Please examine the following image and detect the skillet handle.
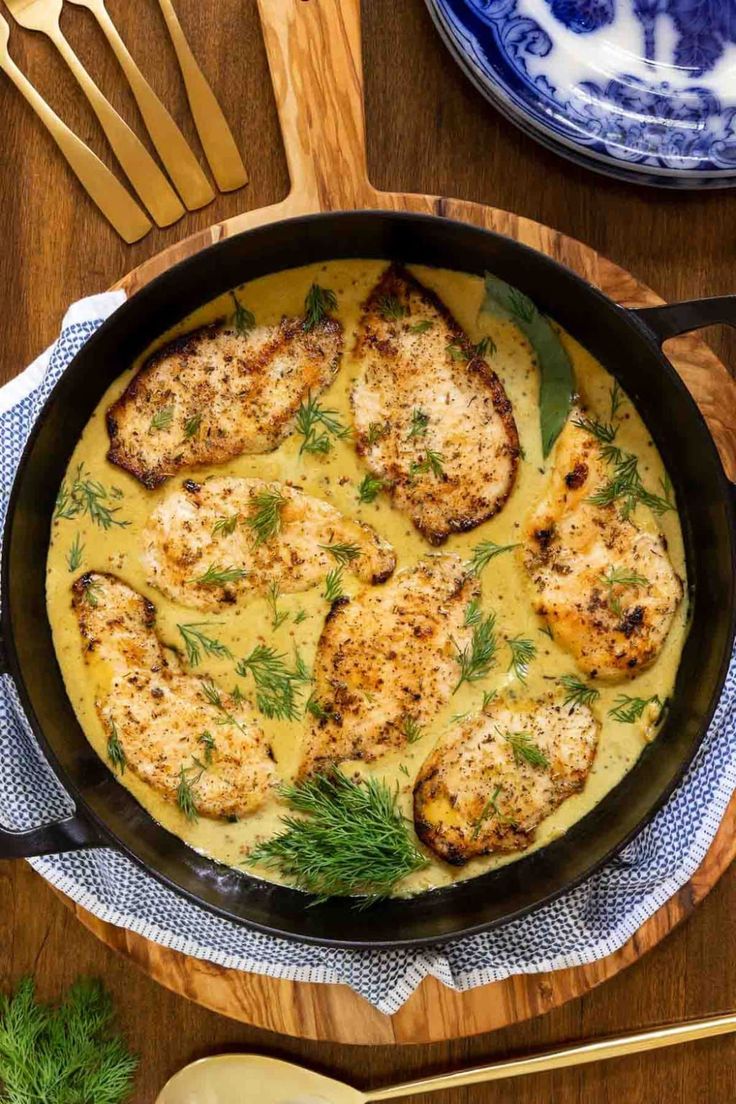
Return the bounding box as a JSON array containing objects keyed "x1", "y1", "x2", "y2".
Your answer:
[
  {"x1": 0, "y1": 814, "x2": 103, "y2": 859},
  {"x1": 634, "y1": 296, "x2": 736, "y2": 342}
]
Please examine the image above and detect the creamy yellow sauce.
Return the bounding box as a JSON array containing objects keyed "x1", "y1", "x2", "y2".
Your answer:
[{"x1": 45, "y1": 260, "x2": 688, "y2": 896}]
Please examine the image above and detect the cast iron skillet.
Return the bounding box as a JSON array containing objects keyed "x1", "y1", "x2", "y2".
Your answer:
[{"x1": 1, "y1": 211, "x2": 735, "y2": 948}]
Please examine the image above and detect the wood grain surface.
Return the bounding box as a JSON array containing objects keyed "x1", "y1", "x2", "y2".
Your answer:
[{"x1": 1, "y1": 0, "x2": 736, "y2": 1100}]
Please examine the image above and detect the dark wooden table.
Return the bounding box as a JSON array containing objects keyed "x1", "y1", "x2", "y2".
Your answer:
[{"x1": 1, "y1": 1, "x2": 735, "y2": 1100}]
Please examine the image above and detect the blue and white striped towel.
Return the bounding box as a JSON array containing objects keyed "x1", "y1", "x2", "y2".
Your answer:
[{"x1": 1, "y1": 294, "x2": 734, "y2": 1015}]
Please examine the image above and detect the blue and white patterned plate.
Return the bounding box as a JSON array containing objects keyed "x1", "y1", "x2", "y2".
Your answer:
[{"x1": 426, "y1": 0, "x2": 736, "y2": 188}]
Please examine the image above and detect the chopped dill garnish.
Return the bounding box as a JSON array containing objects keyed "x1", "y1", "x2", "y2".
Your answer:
[
  {"x1": 559, "y1": 674, "x2": 600, "y2": 709},
  {"x1": 474, "y1": 335, "x2": 496, "y2": 358},
  {"x1": 609, "y1": 380, "x2": 624, "y2": 420},
  {"x1": 572, "y1": 414, "x2": 617, "y2": 445},
  {"x1": 293, "y1": 608, "x2": 308, "y2": 625},
  {"x1": 323, "y1": 567, "x2": 345, "y2": 603},
  {"x1": 246, "y1": 772, "x2": 428, "y2": 904},
  {"x1": 471, "y1": 784, "x2": 507, "y2": 839},
  {"x1": 454, "y1": 610, "x2": 497, "y2": 691},
  {"x1": 599, "y1": 565, "x2": 649, "y2": 616},
  {"x1": 246, "y1": 487, "x2": 286, "y2": 545},
  {"x1": 539, "y1": 623, "x2": 554, "y2": 639},
  {"x1": 230, "y1": 684, "x2": 244, "y2": 705},
  {"x1": 66, "y1": 532, "x2": 84, "y2": 572},
  {"x1": 83, "y1": 579, "x2": 103, "y2": 607},
  {"x1": 191, "y1": 563, "x2": 247, "y2": 587},
  {"x1": 409, "y1": 319, "x2": 434, "y2": 334},
  {"x1": 609, "y1": 693, "x2": 661, "y2": 724},
  {"x1": 149, "y1": 405, "x2": 174, "y2": 432},
  {"x1": 236, "y1": 645, "x2": 310, "y2": 721},
  {"x1": 446, "y1": 342, "x2": 467, "y2": 361},
  {"x1": 183, "y1": 411, "x2": 202, "y2": 439},
  {"x1": 464, "y1": 598, "x2": 482, "y2": 627},
  {"x1": 450, "y1": 710, "x2": 471, "y2": 724},
  {"x1": 377, "y1": 295, "x2": 408, "y2": 321},
  {"x1": 357, "y1": 472, "x2": 385, "y2": 503},
  {"x1": 409, "y1": 447, "x2": 444, "y2": 479},
  {"x1": 198, "y1": 730, "x2": 216, "y2": 765},
  {"x1": 482, "y1": 689, "x2": 497, "y2": 710},
  {"x1": 504, "y1": 730, "x2": 549, "y2": 769},
  {"x1": 212, "y1": 513, "x2": 240, "y2": 537},
  {"x1": 408, "y1": 408, "x2": 430, "y2": 439},
  {"x1": 398, "y1": 763, "x2": 410, "y2": 778},
  {"x1": 506, "y1": 635, "x2": 537, "y2": 682},
  {"x1": 106, "y1": 720, "x2": 125, "y2": 774},
  {"x1": 305, "y1": 692, "x2": 330, "y2": 720},
  {"x1": 401, "y1": 716, "x2": 423, "y2": 743},
  {"x1": 295, "y1": 393, "x2": 350, "y2": 455},
  {"x1": 177, "y1": 761, "x2": 203, "y2": 822},
  {"x1": 320, "y1": 541, "x2": 361, "y2": 566},
  {"x1": 177, "y1": 622, "x2": 232, "y2": 667},
  {"x1": 266, "y1": 581, "x2": 289, "y2": 629},
  {"x1": 303, "y1": 283, "x2": 338, "y2": 331},
  {"x1": 231, "y1": 290, "x2": 255, "y2": 334},
  {"x1": 55, "y1": 463, "x2": 129, "y2": 530},
  {"x1": 366, "y1": 421, "x2": 388, "y2": 446},
  {"x1": 465, "y1": 539, "x2": 519, "y2": 576}
]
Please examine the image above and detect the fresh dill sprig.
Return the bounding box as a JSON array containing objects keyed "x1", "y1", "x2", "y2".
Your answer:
[
  {"x1": 600, "y1": 565, "x2": 649, "y2": 616},
  {"x1": 559, "y1": 674, "x2": 600, "y2": 709},
  {"x1": 54, "y1": 463, "x2": 129, "y2": 530},
  {"x1": 106, "y1": 721, "x2": 125, "y2": 774},
  {"x1": 236, "y1": 645, "x2": 310, "y2": 721},
  {"x1": 323, "y1": 567, "x2": 345, "y2": 603},
  {"x1": 609, "y1": 693, "x2": 662, "y2": 724},
  {"x1": 191, "y1": 563, "x2": 247, "y2": 587},
  {"x1": 482, "y1": 688, "x2": 497, "y2": 710},
  {"x1": 409, "y1": 320, "x2": 433, "y2": 334},
  {"x1": 246, "y1": 487, "x2": 286, "y2": 545},
  {"x1": 319, "y1": 541, "x2": 361, "y2": 566},
  {"x1": 0, "y1": 977, "x2": 137, "y2": 1104},
  {"x1": 305, "y1": 692, "x2": 330, "y2": 721},
  {"x1": 398, "y1": 763, "x2": 410, "y2": 778},
  {"x1": 177, "y1": 623, "x2": 232, "y2": 667},
  {"x1": 366, "y1": 421, "x2": 388, "y2": 446},
  {"x1": 303, "y1": 283, "x2": 338, "y2": 331},
  {"x1": 454, "y1": 611, "x2": 497, "y2": 691},
  {"x1": 198, "y1": 731, "x2": 216, "y2": 766},
  {"x1": 212, "y1": 513, "x2": 240, "y2": 537},
  {"x1": 66, "y1": 532, "x2": 84, "y2": 573},
  {"x1": 409, "y1": 447, "x2": 444, "y2": 479},
  {"x1": 183, "y1": 411, "x2": 202, "y2": 439},
  {"x1": 471, "y1": 784, "x2": 507, "y2": 839},
  {"x1": 231, "y1": 291, "x2": 255, "y2": 335},
  {"x1": 506, "y1": 635, "x2": 537, "y2": 682},
  {"x1": 401, "y1": 716, "x2": 423, "y2": 744},
  {"x1": 357, "y1": 472, "x2": 385, "y2": 503},
  {"x1": 377, "y1": 294, "x2": 408, "y2": 321},
  {"x1": 446, "y1": 342, "x2": 467, "y2": 361},
  {"x1": 408, "y1": 408, "x2": 430, "y2": 439},
  {"x1": 474, "y1": 335, "x2": 496, "y2": 358},
  {"x1": 83, "y1": 579, "x2": 103, "y2": 608},
  {"x1": 295, "y1": 393, "x2": 350, "y2": 455},
  {"x1": 177, "y1": 761, "x2": 202, "y2": 822},
  {"x1": 572, "y1": 414, "x2": 617, "y2": 445},
  {"x1": 609, "y1": 380, "x2": 624, "y2": 420},
  {"x1": 149, "y1": 405, "x2": 174, "y2": 432},
  {"x1": 464, "y1": 598, "x2": 482, "y2": 627},
  {"x1": 539, "y1": 623, "x2": 554, "y2": 639},
  {"x1": 503, "y1": 730, "x2": 549, "y2": 769},
  {"x1": 293, "y1": 608, "x2": 308, "y2": 625},
  {"x1": 465, "y1": 539, "x2": 519, "y2": 576},
  {"x1": 200, "y1": 679, "x2": 252, "y2": 739},
  {"x1": 266, "y1": 581, "x2": 289, "y2": 629},
  {"x1": 246, "y1": 772, "x2": 428, "y2": 904}
]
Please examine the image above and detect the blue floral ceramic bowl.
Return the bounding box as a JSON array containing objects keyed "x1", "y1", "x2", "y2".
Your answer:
[{"x1": 426, "y1": 0, "x2": 736, "y2": 188}]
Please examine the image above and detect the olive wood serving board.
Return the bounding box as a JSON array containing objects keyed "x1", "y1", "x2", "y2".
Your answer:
[{"x1": 50, "y1": 0, "x2": 736, "y2": 1044}]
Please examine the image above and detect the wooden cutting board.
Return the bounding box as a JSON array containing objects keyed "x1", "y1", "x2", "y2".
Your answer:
[{"x1": 53, "y1": 0, "x2": 736, "y2": 1045}]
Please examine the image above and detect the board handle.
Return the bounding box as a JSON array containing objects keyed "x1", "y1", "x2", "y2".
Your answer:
[{"x1": 256, "y1": 0, "x2": 377, "y2": 212}]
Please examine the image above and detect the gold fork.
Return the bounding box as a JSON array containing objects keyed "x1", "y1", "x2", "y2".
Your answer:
[
  {"x1": 65, "y1": 0, "x2": 214, "y2": 211},
  {"x1": 0, "y1": 11, "x2": 150, "y2": 241},
  {"x1": 4, "y1": 0, "x2": 184, "y2": 227},
  {"x1": 156, "y1": 0, "x2": 247, "y2": 193}
]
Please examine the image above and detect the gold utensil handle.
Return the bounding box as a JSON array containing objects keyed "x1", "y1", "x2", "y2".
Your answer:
[
  {"x1": 90, "y1": 2, "x2": 214, "y2": 211},
  {"x1": 156, "y1": 0, "x2": 247, "y2": 193},
  {"x1": 50, "y1": 26, "x2": 184, "y2": 227},
  {"x1": 366, "y1": 1011, "x2": 736, "y2": 1099},
  {"x1": 0, "y1": 53, "x2": 150, "y2": 242}
]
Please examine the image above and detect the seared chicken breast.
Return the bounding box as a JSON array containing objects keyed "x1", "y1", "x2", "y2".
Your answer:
[
  {"x1": 414, "y1": 696, "x2": 599, "y2": 864},
  {"x1": 142, "y1": 476, "x2": 396, "y2": 611},
  {"x1": 299, "y1": 556, "x2": 479, "y2": 777},
  {"x1": 107, "y1": 313, "x2": 343, "y2": 488},
  {"x1": 522, "y1": 413, "x2": 682, "y2": 680},
  {"x1": 72, "y1": 572, "x2": 276, "y2": 819},
  {"x1": 351, "y1": 265, "x2": 519, "y2": 543}
]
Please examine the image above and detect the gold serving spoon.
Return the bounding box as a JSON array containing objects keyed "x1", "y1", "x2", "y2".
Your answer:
[
  {"x1": 156, "y1": 1011, "x2": 736, "y2": 1103},
  {"x1": 156, "y1": 0, "x2": 247, "y2": 193},
  {"x1": 3, "y1": 0, "x2": 184, "y2": 227},
  {"x1": 0, "y1": 11, "x2": 150, "y2": 242},
  {"x1": 65, "y1": 0, "x2": 215, "y2": 211}
]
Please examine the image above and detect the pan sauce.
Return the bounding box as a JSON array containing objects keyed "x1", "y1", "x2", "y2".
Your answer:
[{"x1": 45, "y1": 260, "x2": 688, "y2": 897}]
